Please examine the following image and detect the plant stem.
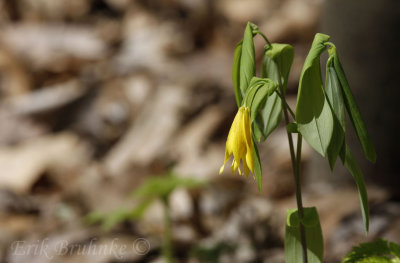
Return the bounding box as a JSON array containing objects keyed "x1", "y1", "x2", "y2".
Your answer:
[
  {"x1": 295, "y1": 134, "x2": 308, "y2": 263},
  {"x1": 162, "y1": 197, "x2": 173, "y2": 263},
  {"x1": 255, "y1": 30, "x2": 272, "y2": 48},
  {"x1": 278, "y1": 75, "x2": 308, "y2": 263},
  {"x1": 276, "y1": 91, "x2": 296, "y2": 119}
]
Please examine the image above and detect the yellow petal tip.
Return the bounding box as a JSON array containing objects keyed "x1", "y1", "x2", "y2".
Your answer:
[{"x1": 219, "y1": 165, "x2": 225, "y2": 175}]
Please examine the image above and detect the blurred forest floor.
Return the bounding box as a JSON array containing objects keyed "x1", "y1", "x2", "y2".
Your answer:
[{"x1": 0, "y1": 0, "x2": 399, "y2": 262}]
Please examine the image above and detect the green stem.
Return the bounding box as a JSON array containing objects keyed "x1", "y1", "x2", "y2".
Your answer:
[
  {"x1": 162, "y1": 197, "x2": 173, "y2": 263},
  {"x1": 295, "y1": 134, "x2": 307, "y2": 263},
  {"x1": 276, "y1": 91, "x2": 296, "y2": 119},
  {"x1": 277, "y1": 73, "x2": 308, "y2": 263},
  {"x1": 254, "y1": 30, "x2": 272, "y2": 48}
]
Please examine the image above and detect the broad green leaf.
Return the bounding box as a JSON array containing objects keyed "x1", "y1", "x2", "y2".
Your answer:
[
  {"x1": 252, "y1": 115, "x2": 264, "y2": 143},
  {"x1": 239, "y1": 22, "x2": 256, "y2": 95},
  {"x1": 257, "y1": 43, "x2": 293, "y2": 141},
  {"x1": 250, "y1": 86, "x2": 269, "y2": 122},
  {"x1": 340, "y1": 144, "x2": 369, "y2": 233},
  {"x1": 390, "y1": 242, "x2": 400, "y2": 258},
  {"x1": 325, "y1": 59, "x2": 345, "y2": 169},
  {"x1": 85, "y1": 199, "x2": 153, "y2": 231},
  {"x1": 261, "y1": 52, "x2": 279, "y2": 82},
  {"x1": 232, "y1": 41, "x2": 243, "y2": 107},
  {"x1": 296, "y1": 33, "x2": 334, "y2": 157},
  {"x1": 131, "y1": 172, "x2": 205, "y2": 200},
  {"x1": 326, "y1": 59, "x2": 346, "y2": 130},
  {"x1": 260, "y1": 92, "x2": 282, "y2": 139},
  {"x1": 265, "y1": 43, "x2": 294, "y2": 92},
  {"x1": 326, "y1": 117, "x2": 345, "y2": 170},
  {"x1": 251, "y1": 84, "x2": 278, "y2": 122},
  {"x1": 259, "y1": 54, "x2": 282, "y2": 140},
  {"x1": 243, "y1": 77, "x2": 278, "y2": 122},
  {"x1": 285, "y1": 207, "x2": 324, "y2": 263},
  {"x1": 252, "y1": 139, "x2": 262, "y2": 193},
  {"x1": 101, "y1": 200, "x2": 153, "y2": 230},
  {"x1": 342, "y1": 239, "x2": 400, "y2": 263},
  {"x1": 329, "y1": 46, "x2": 376, "y2": 163}
]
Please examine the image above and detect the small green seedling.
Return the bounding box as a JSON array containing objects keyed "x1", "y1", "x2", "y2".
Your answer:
[{"x1": 86, "y1": 171, "x2": 205, "y2": 263}]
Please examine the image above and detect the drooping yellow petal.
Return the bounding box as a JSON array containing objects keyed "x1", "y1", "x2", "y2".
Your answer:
[
  {"x1": 219, "y1": 164, "x2": 225, "y2": 175},
  {"x1": 220, "y1": 106, "x2": 254, "y2": 177},
  {"x1": 231, "y1": 159, "x2": 240, "y2": 174}
]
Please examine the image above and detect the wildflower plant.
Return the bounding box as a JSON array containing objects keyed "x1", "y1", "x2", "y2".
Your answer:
[{"x1": 220, "y1": 22, "x2": 376, "y2": 263}]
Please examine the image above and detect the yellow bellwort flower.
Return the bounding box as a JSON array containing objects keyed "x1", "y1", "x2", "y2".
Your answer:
[{"x1": 219, "y1": 106, "x2": 254, "y2": 177}]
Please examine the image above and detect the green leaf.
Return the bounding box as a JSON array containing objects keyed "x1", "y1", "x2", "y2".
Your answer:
[
  {"x1": 326, "y1": 58, "x2": 346, "y2": 130},
  {"x1": 250, "y1": 86, "x2": 270, "y2": 122},
  {"x1": 285, "y1": 207, "x2": 324, "y2": 263},
  {"x1": 257, "y1": 43, "x2": 294, "y2": 141},
  {"x1": 243, "y1": 77, "x2": 278, "y2": 122},
  {"x1": 329, "y1": 46, "x2": 376, "y2": 163},
  {"x1": 232, "y1": 41, "x2": 243, "y2": 107},
  {"x1": 326, "y1": 117, "x2": 345, "y2": 170},
  {"x1": 259, "y1": 54, "x2": 282, "y2": 140},
  {"x1": 296, "y1": 33, "x2": 334, "y2": 157},
  {"x1": 260, "y1": 92, "x2": 282, "y2": 139},
  {"x1": 342, "y1": 239, "x2": 400, "y2": 263},
  {"x1": 265, "y1": 43, "x2": 294, "y2": 92},
  {"x1": 85, "y1": 199, "x2": 154, "y2": 231},
  {"x1": 131, "y1": 172, "x2": 205, "y2": 200},
  {"x1": 340, "y1": 144, "x2": 369, "y2": 233},
  {"x1": 253, "y1": 114, "x2": 264, "y2": 143},
  {"x1": 101, "y1": 200, "x2": 153, "y2": 231},
  {"x1": 390, "y1": 242, "x2": 400, "y2": 259},
  {"x1": 325, "y1": 59, "x2": 346, "y2": 169},
  {"x1": 261, "y1": 52, "x2": 280, "y2": 82},
  {"x1": 86, "y1": 172, "x2": 206, "y2": 231},
  {"x1": 240, "y1": 22, "x2": 256, "y2": 95},
  {"x1": 252, "y1": 139, "x2": 262, "y2": 193}
]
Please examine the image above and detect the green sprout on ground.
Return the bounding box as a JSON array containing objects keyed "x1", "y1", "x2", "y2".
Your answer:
[{"x1": 86, "y1": 171, "x2": 205, "y2": 263}]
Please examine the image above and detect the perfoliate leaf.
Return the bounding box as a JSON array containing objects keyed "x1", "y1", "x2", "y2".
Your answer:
[
  {"x1": 285, "y1": 207, "x2": 324, "y2": 263},
  {"x1": 261, "y1": 52, "x2": 280, "y2": 82},
  {"x1": 296, "y1": 33, "x2": 334, "y2": 157},
  {"x1": 264, "y1": 43, "x2": 294, "y2": 92},
  {"x1": 326, "y1": 117, "x2": 345, "y2": 170},
  {"x1": 243, "y1": 77, "x2": 278, "y2": 122},
  {"x1": 325, "y1": 58, "x2": 346, "y2": 169},
  {"x1": 252, "y1": 138, "x2": 262, "y2": 193},
  {"x1": 252, "y1": 116, "x2": 264, "y2": 143},
  {"x1": 257, "y1": 43, "x2": 293, "y2": 141},
  {"x1": 326, "y1": 58, "x2": 346, "y2": 131},
  {"x1": 253, "y1": 140, "x2": 262, "y2": 193},
  {"x1": 328, "y1": 46, "x2": 376, "y2": 163},
  {"x1": 232, "y1": 41, "x2": 243, "y2": 107},
  {"x1": 340, "y1": 144, "x2": 369, "y2": 233},
  {"x1": 260, "y1": 92, "x2": 282, "y2": 139},
  {"x1": 259, "y1": 54, "x2": 282, "y2": 140},
  {"x1": 251, "y1": 86, "x2": 269, "y2": 122},
  {"x1": 239, "y1": 22, "x2": 256, "y2": 95}
]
